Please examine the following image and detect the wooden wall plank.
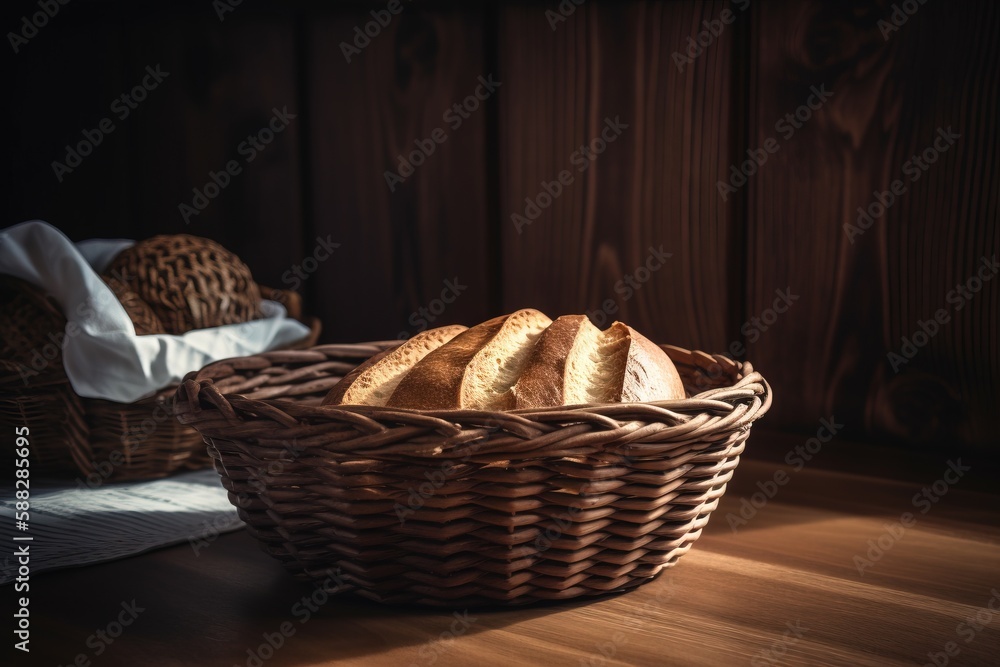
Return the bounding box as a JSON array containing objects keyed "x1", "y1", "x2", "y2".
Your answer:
[
  {"x1": 747, "y1": 0, "x2": 1000, "y2": 448},
  {"x1": 6, "y1": 0, "x2": 998, "y2": 454},
  {"x1": 6, "y1": 6, "x2": 305, "y2": 292},
  {"x1": 122, "y1": 10, "x2": 305, "y2": 291},
  {"x1": 499, "y1": 0, "x2": 739, "y2": 354},
  {"x1": 306, "y1": 7, "x2": 491, "y2": 343}
]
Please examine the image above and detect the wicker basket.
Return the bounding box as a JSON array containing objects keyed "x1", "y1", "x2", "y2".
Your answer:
[
  {"x1": 79, "y1": 308, "x2": 319, "y2": 480},
  {"x1": 0, "y1": 275, "x2": 320, "y2": 481},
  {"x1": 0, "y1": 366, "x2": 91, "y2": 475},
  {"x1": 175, "y1": 342, "x2": 771, "y2": 606},
  {"x1": 103, "y1": 234, "x2": 262, "y2": 335},
  {"x1": 102, "y1": 276, "x2": 165, "y2": 335},
  {"x1": 0, "y1": 276, "x2": 93, "y2": 473}
]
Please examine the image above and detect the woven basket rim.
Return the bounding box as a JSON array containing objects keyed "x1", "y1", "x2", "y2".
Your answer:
[
  {"x1": 181, "y1": 341, "x2": 771, "y2": 409},
  {"x1": 174, "y1": 342, "x2": 772, "y2": 460}
]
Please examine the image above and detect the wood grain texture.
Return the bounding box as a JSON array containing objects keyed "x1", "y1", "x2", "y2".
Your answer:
[
  {"x1": 499, "y1": 0, "x2": 739, "y2": 353},
  {"x1": 3, "y1": 0, "x2": 998, "y2": 454},
  {"x1": 6, "y1": 6, "x2": 306, "y2": 290},
  {"x1": 306, "y1": 7, "x2": 491, "y2": 343},
  {"x1": 122, "y1": 10, "x2": 306, "y2": 290},
  {"x1": 22, "y1": 431, "x2": 1000, "y2": 666},
  {"x1": 745, "y1": 0, "x2": 1000, "y2": 448}
]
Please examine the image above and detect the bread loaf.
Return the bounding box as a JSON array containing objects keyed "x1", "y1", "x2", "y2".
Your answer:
[
  {"x1": 616, "y1": 323, "x2": 686, "y2": 402},
  {"x1": 321, "y1": 325, "x2": 467, "y2": 406},
  {"x1": 322, "y1": 310, "x2": 685, "y2": 411},
  {"x1": 385, "y1": 308, "x2": 552, "y2": 410},
  {"x1": 509, "y1": 315, "x2": 685, "y2": 408}
]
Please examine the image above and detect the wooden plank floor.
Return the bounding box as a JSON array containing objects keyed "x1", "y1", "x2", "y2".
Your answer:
[{"x1": 22, "y1": 430, "x2": 1000, "y2": 667}]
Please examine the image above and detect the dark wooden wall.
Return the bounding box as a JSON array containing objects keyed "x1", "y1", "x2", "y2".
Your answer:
[
  {"x1": 747, "y1": 0, "x2": 999, "y2": 449},
  {"x1": 4, "y1": 0, "x2": 998, "y2": 452}
]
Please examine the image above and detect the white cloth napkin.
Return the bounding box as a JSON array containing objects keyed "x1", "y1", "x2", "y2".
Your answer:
[
  {"x1": 0, "y1": 469, "x2": 243, "y2": 583},
  {"x1": 0, "y1": 220, "x2": 310, "y2": 402}
]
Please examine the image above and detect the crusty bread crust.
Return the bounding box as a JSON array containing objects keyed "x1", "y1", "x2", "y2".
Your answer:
[
  {"x1": 508, "y1": 314, "x2": 588, "y2": 408},
  {"x1": 386, "y1": 309, "x2": 551, "y2": 410},
  {"x1": 321, "y1": 324, "x2": 467, "y2": 406},
  {"x1": 330, "y1": 311, "x2": 684, "y2": 411},
  {"x1": 617, "y1": 323, "x2": 686, "y2": 402},
  {"x1": 320, "y1": 347, "x2": 393, "y2": 406},
  {"x1": 464, "y1": 309, "x2": 552, "y2": 410},
  {"x1": 512, "y1": 317, "x2": 684, "y2": 408}
]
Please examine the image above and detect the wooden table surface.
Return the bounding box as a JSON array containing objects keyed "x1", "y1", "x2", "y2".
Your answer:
[{"x1": 22, "y1": 430, "x2": 1000, "y2": 667}]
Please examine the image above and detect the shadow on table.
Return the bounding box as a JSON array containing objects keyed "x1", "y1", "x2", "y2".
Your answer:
[{"x1": 31, "y1": 519, "x2": 643, "y2": 667}]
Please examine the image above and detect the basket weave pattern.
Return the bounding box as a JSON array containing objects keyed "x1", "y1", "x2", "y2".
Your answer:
[
  {"x1": 104, "y1": 235, "x2": 262, "y2": 335},
  {"x1": 176, "y1": 343, "x2": 771, "y2": 606},
  {"x1": 102, "y1": 275, "x2": 165, "y2": 335},
  {"x1": 0, "y1": 273, "x2": 319, "y2": 481},
  {"x1": 0, "y1": 277, "x2": 92, "y2": 473}
]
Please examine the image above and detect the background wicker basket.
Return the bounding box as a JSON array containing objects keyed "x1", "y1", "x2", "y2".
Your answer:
[
  {"x1": 0, "y1": 274, "x2": 320, "y2": 481},
  {"x1": 175, "y1": 342, "x2": 771, "y2": 607},
  {"x1": 102, "y1": 275, "x2": 166, "y2": 335},
  {"x1": 0, "y1": 276, "x2": 92, "y2": 473},
  {"x1": 104, "y1": 234, "x2": 262, "y2": 335}
]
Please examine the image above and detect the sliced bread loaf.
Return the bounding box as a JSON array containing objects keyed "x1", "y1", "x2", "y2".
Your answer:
[
  {"x1": 321, "y1": 324, "x2": 467, "y2": 406},
  {"x1": 511, "y1": 317, "x2": 685, "y2": 408},
  {"x1": 615, "y1": 322, "x2": 686, "y2": 402},
  {"x1": 386, "y1": 308, "x2": 552, "y2": 410}
]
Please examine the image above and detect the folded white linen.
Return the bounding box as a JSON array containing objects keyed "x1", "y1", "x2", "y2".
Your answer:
[{"x1": 0, "y1": 220, "x2": 310, "y2": 402}]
